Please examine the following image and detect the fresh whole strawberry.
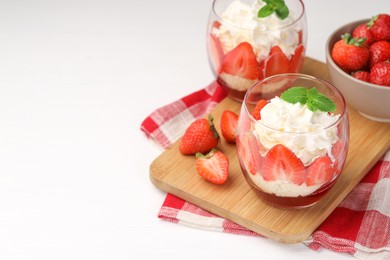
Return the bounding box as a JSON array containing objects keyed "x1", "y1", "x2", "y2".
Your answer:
[
  {"x1": 370, "y1": 61, "x2": 390, "y2": 86},
  {"x1": 179, "y1": 115, "x2": 220, "y2": 155},
  {"x1": 367, "y1": 14, "x2": 390, "y2": 41},
  {"x1": 352, "y1": 23, "x2": 375, "y2": 46},
  {"x1": 352, "y1": 70, "x2": 370, "y2": 82},
  {"x1": 221, "y1": 42, "x2": 260, "y2": 80},
  {"x1": 195, "y1": 149, "x2": 229, "y2": 185},
  {"x1": 220, "y1": 110, "x2": 238, "y2": 144},
  {"x1": 261, "y1": 144, "x2": 306, "y2": 185},
  {"x1": 331, "y1": 33, "x2": 370, "y2": 73},
  {"x1": 306, "y1": 156, "x2": 335, "y2": 186},
  {"x1": 369, "y1": 40, "x2": 390, "y2": 68}
]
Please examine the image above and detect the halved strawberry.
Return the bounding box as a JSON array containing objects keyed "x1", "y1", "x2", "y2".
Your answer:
[
  {"x1": 289, "y1": 44, "x2": 305, "y2": 73},
  {"x1": 221, "y1": 42, "x2": 260, "y2": 80},
  {"x1": 298, "y1": 30, "x2": 303, "y2": 44},
  {"x1": 306, "y1": 156, "x2": 335, "y2": 186},
  {"x1": 195, "y1": 149, "x2": 229, "y2": 185},
  {"x1": 258, "y1": 59, "x2": 266, "y2": 80},
  {"x1": 236, "y1": 132, "x2": 263, "y2": 175},
  {"x1": 220, "y1": 110, "x2": 239, "y2": 143},
  {"x1": 209, "y1": 34, "x2": 224, "y2": 73},
  {"x1": 331, "y1": 140, "x2": 344, "y2": 173},
  {"x1": 261, "y1": 144, "x2": 306, "y2": 185},
  {"x1": 252, "y1": 99, "x2": 268, "y2": 120},
  {"x1": 264, "y1": 46, "x2": 290, "y2": 77},
  {"x1": 331, "y1": 140, "x2": 343, "y2": 160}
]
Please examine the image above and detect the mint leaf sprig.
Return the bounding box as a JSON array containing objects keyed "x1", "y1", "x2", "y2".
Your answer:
[
  {"x1": 281, "y1": 87, "x2": 336, "y2": 112},
  {"x1": 257, "y1": 0, "x2": 289, "y2": 20}
]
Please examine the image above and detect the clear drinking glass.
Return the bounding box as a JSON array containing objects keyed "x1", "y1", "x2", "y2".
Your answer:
[
  {"x1": 207, "y1": 0, "x2": 307, "y2": 101},
  {"x1": 236, "y1": 74, "x2": 349, "y2": 209}
]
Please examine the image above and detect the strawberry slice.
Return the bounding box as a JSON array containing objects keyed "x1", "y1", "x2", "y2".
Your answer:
[
  {"x1": 331, "y1": 140, "x2": 345, "y2": 174},
  {"x1": 289, "y1": 44, "x2": 305, "y2": 73},
  {"x1": 306, "y1": 156, "x2": 335, "y2": 186},
  {"x1": 261, "y1": 144, "x2": 306, "y2": 185},
  {"x1": 264, "y1": 46, "x2": 290, "y2": 77},
  {"x1": 258, "y1": 59, "x2": 266, "y2": 80},
  {"x1": 298, "y1": 30, "x2": 303, "y2": 44},
  {"x1": 209, "y1": 34, "x2": 224, "y2": 73},
  {"x1": 195, "y1": 149, "x2": 229, "y2": 185},
  {"x1": 237, "y1": 132, "x2": 263, "y2": 175},
  {"x1": 252, "y1": 99, "x2": 268, "y2": 120},
  {"x1": 331, "y1": 140, "x2": 343, "y2": 160},
  {"x1": 221, "y1": 42, "x2": 260, "y2": 80},
  {"x1": 220, "y1": 110, "x2": 239, "y2": 143}
]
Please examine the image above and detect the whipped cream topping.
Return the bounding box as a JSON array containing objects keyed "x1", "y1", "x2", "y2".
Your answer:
[
  {"x1": 254, "y1": 97, "x2": 340, "y2": 166},
  {"x1": 212, "y1": 0, "x2": 301, "y2": 61}
]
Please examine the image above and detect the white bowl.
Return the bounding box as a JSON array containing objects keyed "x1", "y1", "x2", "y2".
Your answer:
[{"x1": 325, "y1": 19, "x2": 390, "y2": 123}]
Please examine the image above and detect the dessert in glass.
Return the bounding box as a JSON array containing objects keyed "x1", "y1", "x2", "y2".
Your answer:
[
  {"x1": 207, "y1": 0, "x2": 307, "y2": 101},
  {"x1": 236, "y1": 74, "x2": 349, "y2": 209}
]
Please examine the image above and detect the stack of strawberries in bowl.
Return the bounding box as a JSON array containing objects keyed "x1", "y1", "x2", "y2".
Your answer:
[
  {"x1": 325, "y1": 13, "x2": 390, "y2": 122},
  {"x1": 330, "y1": 14, "x2": 390, "y2": 86}
]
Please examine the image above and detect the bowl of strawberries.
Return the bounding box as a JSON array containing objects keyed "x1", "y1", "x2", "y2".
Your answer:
[{"x1": 325, "y1": 14, "x2": 390, "y2": 122}]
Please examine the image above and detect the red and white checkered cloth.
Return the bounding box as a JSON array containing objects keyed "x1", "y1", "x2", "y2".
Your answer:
[{"x1": 141, "y1": 81, "x2": 390, "y2": 259}]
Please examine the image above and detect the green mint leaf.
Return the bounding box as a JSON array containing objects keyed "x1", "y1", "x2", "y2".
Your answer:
[
  {"x1": 258, "y1": 5, "x2": 275, "y2": 18},
  {"x1": 281, "y1": 86, "x2": 308, "y2": 104},
  {"x1": 275, "y1": 4, "x2": 289, "y2": 19},
  {"x1": 306, "y1": 99, "x2": 317, "y2": 112},
  {"x1": 307, "y1": 87, "x2": 318, "y2": 99},
  {"x1": 257, "y1": 0, "x2": 289, "y2": 19},
  {"x1": 281, "y1": 87, "x2": 336, "y2": 112},
  {"x1": 308, "y1": 92, "x2": 336, "y2": 112}
]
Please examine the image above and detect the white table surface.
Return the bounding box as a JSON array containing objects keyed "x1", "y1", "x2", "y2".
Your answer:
[{"x1": 0, "y1": 0, "x2": 388, "y2": 259}]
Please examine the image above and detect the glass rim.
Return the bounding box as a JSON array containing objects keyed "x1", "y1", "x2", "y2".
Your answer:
[
  {"x1": 243, "y1": 73, "x2": 348, "y2": 135},
  {"x1": 211, "y1": 0, "x2": 306, "y2": 32}
]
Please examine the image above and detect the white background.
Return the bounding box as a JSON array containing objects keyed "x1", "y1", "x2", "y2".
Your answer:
[{"x1": 0, "y1": 0, "x2": 388, "y2": 259}]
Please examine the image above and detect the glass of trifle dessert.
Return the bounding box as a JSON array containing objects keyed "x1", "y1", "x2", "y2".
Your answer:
[
  {"x1": 236, "y1": 74, "x2": 349, "y2": 209},
  {"x1": 207, "y1": 0, "x2": 307, "y2": 101}
]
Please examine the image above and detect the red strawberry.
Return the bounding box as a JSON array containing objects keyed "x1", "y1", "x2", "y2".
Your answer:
[
  {"x1": 258, "y1": 59, "x2": 266, "y2": 80},
  {"x1": 179, "y1": 115, "x2": 220, "y2": 155},
  {"x1": 195, "y1": 149, "x2": 229, "y2": 185},
  {"x1": 367, "y1": 14, "x2": 390, "y2": 41},
  {"x1": 352, "y1": 23, "x2": 374, "y2": 46},
  {"x1": 236, "y1": 132, "x2": 263, "y2": 175},
  {"x1": 306, "y1": 156, "x2": 335, "y2": 186},
  {"x1": 264, "y1": 45, "x2": 290, "y2": 77},
  {"x1": 221, "y1": 42, "x2": 260, "y2": 80},
  {"x1": 331, "y1": 33, "x2": 369, "y2": 73},
  {"x1": 331, "y1": 140, "x2": 345, "y2": 173},
  {"x1": 298, "y1": 30, "x2": 303, "y2": 44},
  {"x1": 252, "y1": 99, "x2": 268, "y2": 120},
  {"x1": 209, "y1": 34, "x2": 224, "y2": 74},
  {"x1": 331, "y1": 140, "x2": 344, "y2": 160},
  {"x1": 289, "y1": 44, "x2": 305, "y2": 73},
  {"x1": 370, "y1": 61, "x2": 390, "y2": 86},
  {"x1": 352, "y1": 70, "x2": 370, "y2": 82},
  {"x1": 369, "y1": 40, "x2": 390, "y2": 68},
  {"x1": 261, "y1": 144, "x2": 306, "y2": 185},
  {"x1": 220, "y1": 110, "x2": 238, "y2": 143}
]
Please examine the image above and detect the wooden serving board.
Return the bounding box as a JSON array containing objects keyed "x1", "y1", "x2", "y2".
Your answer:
[{"x1": 149, "y1": 58, "x2": 390, "y2": 244}]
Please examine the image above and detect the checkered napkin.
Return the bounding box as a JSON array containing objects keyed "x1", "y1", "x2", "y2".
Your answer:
[{"x1": 141, "y1": 81, "x2": 390, "y2": 259}]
